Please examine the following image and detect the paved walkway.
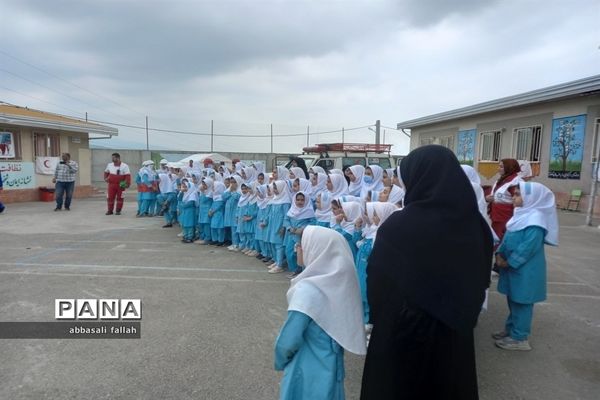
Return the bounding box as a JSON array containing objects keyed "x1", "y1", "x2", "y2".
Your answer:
[{"x1": 0, "y1": 196, "x2": 598, "y2": 399}]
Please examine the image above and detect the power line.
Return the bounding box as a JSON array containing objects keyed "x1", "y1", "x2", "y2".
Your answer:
[{"x1": 0, "y1": 84, "x2": 89, "y2": 117}]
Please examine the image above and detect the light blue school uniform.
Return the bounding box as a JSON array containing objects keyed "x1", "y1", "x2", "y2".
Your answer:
[
  {"x1": 283, "y1": 216, "x2": 316, "y2": 273},
  {"x1": 255, "y1": 205, "x2": 272, "y2": 259},
  {"x1": 140, "y1": 172, "x2": 157, "y2": 216},
  {"x1": 496, "y1": 225, "x2": 547, "y2": 341},
  {"x1": 332, "y1": 225, "x2": 358, "y2": 261},
  {"x1": 315, "y1": 221, "x2": 330, "y2": 228},
  {"x1": 198, "y1": 193, "x2": 213, "y2": 241},
  {"x1": 238, "y1": 202, "x2": 258, "y2": 250},
  {"x1": 209, "y1": 198, "x2": 225, "y2": 243},
  {"x1": 354, "y1": 233, "x2": 373, "y2": 324},
  {"x1": 267, "y1": 203, "x2": 291, "y2": 266},
  {"x1": 223, "y1": 191, "x2": 241, "y2": 244},
  {"x1": 275, "y1": 311, "x2": 345, "y2": 400},
  {"x1": 180, "y1": 195, "x2": 197, "y2": 241},
  {"x1": 135, "y1": 172, "x2": 143, "y2": 215}
]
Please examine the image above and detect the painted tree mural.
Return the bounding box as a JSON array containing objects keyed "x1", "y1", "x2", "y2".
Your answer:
[
  {"x1": 549, "y1": 115, "x2": 586, "y2": 179},
  {"x1": 553, "y1": 119, "x2": 581, "y2": 172},
  {"x1": 457, "y1": 129, "x2": 476, "y2": 166}
]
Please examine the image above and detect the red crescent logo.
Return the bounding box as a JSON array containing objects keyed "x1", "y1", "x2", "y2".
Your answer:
[{"x1": 44, "y1": 160, "x2": 50, "y2": 168}]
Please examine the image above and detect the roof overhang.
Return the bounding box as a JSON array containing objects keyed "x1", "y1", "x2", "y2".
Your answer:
[
  {"x1": 397, "y1": 74, "x2": 600, "y2": 130},
  {"x1": 0, "y1": 113, "x2": 118, "y2": 136}
]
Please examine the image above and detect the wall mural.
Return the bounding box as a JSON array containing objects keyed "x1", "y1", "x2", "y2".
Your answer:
[
  {"x1": 456, "y1": 129, "x2": 476, "y2": 166},
  {"x1": 548, "y1": 114, "x2": 586, "y2": 180}
]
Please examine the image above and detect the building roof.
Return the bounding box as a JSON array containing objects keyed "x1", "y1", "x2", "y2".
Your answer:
[
  {"x1": 0, "y1": 103, "x2": 118, "y2": 136},
  {"x1": 397, "y1": 74, "x2": 600, "y2": 129}
]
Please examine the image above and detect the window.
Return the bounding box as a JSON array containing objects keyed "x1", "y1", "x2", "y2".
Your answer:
[
  {"x1": 367, "y1": 157, "x2": 391, "y2": 169},
  {"x1": 315, "y1": 158, "x2": 334, "y2": 172},
  {"x1": 342, "y1": 157, "x2": 365, "y2": 167},
  {"x1": 479, "y1": 130, "x2": 502, "y2": 161},
  {"x1": 34, "y1": 133, "x2": 60, "y2": 157},
  {"x1": 438, "y1": 135, "x2": 455, "y2": 150},
  {"x1": 0, "y1": 129, "x2": 22, "y2": 159},
  {"x1": 420, "y1": 137, "x2": 434, "y2": 146},
  {"x1": 513, "y1": 125, "x2": 542, "y2": 162}
]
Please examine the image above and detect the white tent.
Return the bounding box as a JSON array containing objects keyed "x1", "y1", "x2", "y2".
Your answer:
[{"x1": 178, "y1": 153, "x2": 231, "y2": 168}]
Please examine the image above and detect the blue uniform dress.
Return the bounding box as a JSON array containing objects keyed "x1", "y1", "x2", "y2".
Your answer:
[
  {"x1": 496, "y1": 226, "x2": 547, "y2": 341},
  {"x1": 180, "y1": 195, "x2": 198, "y2": 241},
  {"x1": 140, "y1": 173, "x2": 157, "y2": 216},
  {"x1": 255, "y1": 204, "x2": 272, "y2": 259},
  {"x1": 275, "y1": 311, "x2": 345, "y2": 400},
  {"x1": 283, "y1": 216, "x2": 316, "y2": 273},
  {"x1": 135, "y1": 172, "x2": 143, "y2": 215},
  {"x1": 333, "y1": 225, "x2": 358, "y2": 261},
  {"x1": 176, "y1": 191, "x2": 183, "y2": 227},
  {"x1": 198, "y1": 193, "x2": 213, "y2": 241},
  {"x1": 209, "y1": 199, "x2": 225, "y2": 243},
  {"x1": 241, "y1": 202, "x2": 258, "y2": 250},
  {"x1": 354, "y1": 233, "x2": 373, "y2": 323},
  {"x1": 223, "y1": 191, "x2": 241, "y2": 245},
  {"x1": 267, "y1": 203, "x2": 291, "y2": 267}
]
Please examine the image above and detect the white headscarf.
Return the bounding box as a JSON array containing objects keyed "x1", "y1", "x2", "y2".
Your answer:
[
  {"x1": 329, "y1": 169, "x2": 344, "y2": 176},
  {"x1": 385, "y1": 168, "x2": 395, "y2": 181},
  {"x1": 347, "y1": 165, "x2": 365, "y2": 196},
  {"x1": 255, "y1": 184, "x2": 270, "y2": 210},
  {"x1": 461, "y1": 165, "x2": 487, "y2": 217},
  {"x1": 229, "y1": 175, "x2": 243, "y2": 194},
  {"x1": 339, "y1": 201, "x2": 362, "y2": 235},
  {"x1": 287, "y1": 226, "x2": 367, "y2": 355},
  {"x1": 518, "y1": 160, "x2": 533, "y2": 179},
  {"x1": 242, "y1": 167, "x2": 257, "y2": 184},
  {"x1": 293, "y1": 178, "x2": 312, "y2": 195},
  {"x1": 158, "y1": 172, "x2": 174, "y2": 193},
  {"x1": 461, "y1": 165, "x2": 482, "y2": 185},
  {"x1": 276, "y1": 165, "x2": 289, "y2": 181},
  {"x1": 315, "y1": 191, "x2": 332, "y2": 223},
  {"x1": 235, "y1": 161, "x2": 247, "y2": 173},
  {"x1": 252, "y1": 161, "x2": 266, "y2": 175},
  {"x1": 309, "y1": 166, "x2": 326, "y2": 175},
  {"x1": 327, "y1": 174, "x2": 349, "y2": 199},
  {"x1": 287, "y1": 191, "x2": 316, "y2": 220},
  {"x1": 310, "y1": 173, "x2": 328, "y2": 202},
  {"x1": 270, "y1": 180, "x2": 292, "y2": 205},
  {"x1": 181, "y1": 181, "x2": 198, "y2": 204},
  {"x1": 289, "y1": 167, "x2": 306, "y2": 180},
  {"x1": 238, "y1": 182, "x2": 255, "y2": 207},
  {"x1": 387, "y1": 184, "x2": 405, "y2": 205},
  {"x1": 506, "y1": 182, "x2": 559, "y2": 246},
  {"x1": 360, "y1": 165, "x2": 385, "y2": 199},
  {"x1": 212, "y1": 181, "x2": 226, "y2": 202},
  {"x1": 367, "y1": 202, "x2": 398, "y2": 241},
  {"x1": 202, "y1": 177, "x2": 214, "y2": 199}
]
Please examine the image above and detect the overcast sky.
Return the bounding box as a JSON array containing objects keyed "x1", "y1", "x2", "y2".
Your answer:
[{"x1": 1, "y1": 0, "x2": 598, "y2": 155}]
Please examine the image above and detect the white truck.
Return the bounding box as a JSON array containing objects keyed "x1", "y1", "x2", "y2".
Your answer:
[{"x1": 275, "y1": 143, "x2": 396, "y2": 172}]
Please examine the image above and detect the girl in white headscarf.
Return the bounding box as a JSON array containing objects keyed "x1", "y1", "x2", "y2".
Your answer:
[
  {"x1": 238, "y1": 182, "x2": 259, "y2": 256},
  {"x1": 494, "y1": 181, "x2": 558, "y2": 351},
  {"x1": 355, "y1": 202, "x2": 398, "y2": 324},
  {"x1": 208, "y1": 181, "x2": 227, "y2": 245},
  {"x1": 266, "y1": 180, "x2": 292, "y2": 272},
  {"x1": 346, "y1": 165, "x2": 365, "y2": 197},
  {"x1": 241, "y1": 167, "x2": 257, "y2": 185},
  {"x1": 282, "y1": 191, "x2": 316, "y2": 277},
  {"x1": 179, "y1": 181, "x2": 198, "y2": 243},
  {"x1": 274, "y1": 226, "x2": 366, "y2": 399},
  {"x1": 326, "y1": 174, "x2": 349, "y2": 199},
  {"x1": 272, "y1": 165, "x2": 289, "y2": 182},
  {"x1": 314, "y1": 191, "x2": 333, "y2": 228},
  {"x1": 254, "y1": 184, "x2": 273, "y2": 261},
  {"x1": 310, "y1": 173, "x2": 328, "y2": 204},
  {"x1": 224, "y1": 175, "x2": 243, "y2": 251},
  {"x1": 331, "y1": 200, "x2": 362, "y2": 260},
  {"x1": 309, "y1": 166, "x2": 326, "y2": 176},
  {"x1": 360, "y1": 165, "x2": 385, "y2": 200},
  {"x1": 196, "y1": 177, "x2": 214, "y2": 244}
]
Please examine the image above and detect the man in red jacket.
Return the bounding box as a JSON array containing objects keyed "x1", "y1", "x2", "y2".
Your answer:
[{"x1": 104, "y1": 153, "x2": 131, "y2": 215}]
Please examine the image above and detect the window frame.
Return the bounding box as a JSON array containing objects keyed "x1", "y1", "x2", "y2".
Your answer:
[
  {"x1": 512, "y1": 125, "x2": 543, "y2": 162},
  {"x1": 34, "y1": 132, "x2": 61, "y2": 157},
  {"x1": 479, "y1": 130, "x2": 502, "y2": 162},
  {"x1": 591, "y1": 118, "x2": 600, "y2": 163},
  {"x1": 0, "y1": 128, "x2": 23, "y2": 160}
]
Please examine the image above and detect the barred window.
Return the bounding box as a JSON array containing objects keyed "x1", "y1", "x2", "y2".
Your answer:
[
  {"x1": 479, "y1": 131, "x2": 502, "y2": 162},
  {"x1": 420, "y1": 137, "x2": 434, "y2": 146},
  {"x1": 438, "y1": 135, "x2": 454, "y2": 150},
  {"x1": 513, "y1": 126, "x2": 542, "y2": 162}
]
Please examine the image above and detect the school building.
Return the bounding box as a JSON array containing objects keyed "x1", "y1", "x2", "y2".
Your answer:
[
  {"x1": 397, "y1": 75, "x2": 600, "y2": 214},
  {"x1": 0, "y1": 102, "x2": 118, "y2": 203}
]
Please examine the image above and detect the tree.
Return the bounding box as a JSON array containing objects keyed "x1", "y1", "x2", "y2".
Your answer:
[{"x1": 552, "y1": 119, "x2": 581, "y2": 172}]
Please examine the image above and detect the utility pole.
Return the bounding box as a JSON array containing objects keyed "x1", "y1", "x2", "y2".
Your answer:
[
  {"x1": 210, "y1": 120, "x2": 214, "y2": 152},
  {"x1": 342, "y1": 127, "x2": 345, "y2": 144},
  {"x1": 145, "y1": 116, "x2": 149, "y2": 150},
  {"x1": 375, "y1": 120, "x2": 381, "y2": 145},
  {"x1": 306, "y1": 125, "x2": 310, "y2": 147}
]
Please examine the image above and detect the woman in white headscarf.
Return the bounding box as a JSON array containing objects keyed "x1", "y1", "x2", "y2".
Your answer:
[
  {"x1": 494, "y1": 181, "x2": 558, "y2": 351},
  {"x1": 346, "y1": 165, "x2": 365, "y2": 197},
  {"x1": 360, "y1": 165, "x2": 385, "y2": 200},
  {"x1": 275, "y1": 226, "x2": 366, "y2": 400}
]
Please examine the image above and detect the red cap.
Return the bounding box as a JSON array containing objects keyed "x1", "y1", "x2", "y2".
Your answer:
[{"x1": 203, "y1": 158, "x2": 214, "y2": 166}]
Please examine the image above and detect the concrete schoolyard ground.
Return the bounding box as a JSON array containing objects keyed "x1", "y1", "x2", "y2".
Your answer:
[{"x1": 0, "y1": 194, "x2": 599, "y2": 399}]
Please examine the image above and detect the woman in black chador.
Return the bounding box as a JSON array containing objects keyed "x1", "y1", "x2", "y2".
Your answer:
[{"x1": 361, "y1": 145, "x2": 493, "y2": 400}]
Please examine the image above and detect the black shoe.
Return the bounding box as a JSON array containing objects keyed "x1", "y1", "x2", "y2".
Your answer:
[
  {"x1": 216, "y1": 242, "x2": 225, "y2": 247},
  {"x1": 262, "y1": 258, "x2": 273, "y2": 263},
  {"x1": 105, "y1": 211, "x2": 113, "y2": 215},
  {"x1": 256, "y1": 254, "x2": 265, "y2": 260},
  {"x1": 115, "y1": 211, "x2": 121, "y2": 215},
  {"x1": 54, "y1": 208, "x2": 61, "y2": 211},
  {"x1": 162, "y1": 223, "x2": 173, "y2": 228}
]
